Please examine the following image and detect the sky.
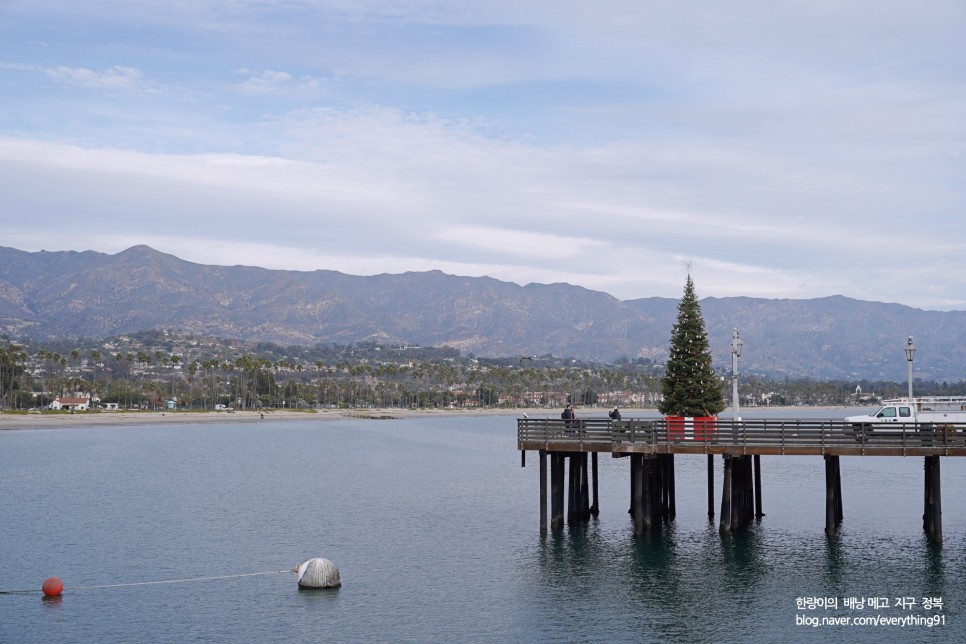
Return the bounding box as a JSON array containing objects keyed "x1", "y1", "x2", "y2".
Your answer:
[{"x1": 1, "y1": 1, "x2": 964, "y2": 310}]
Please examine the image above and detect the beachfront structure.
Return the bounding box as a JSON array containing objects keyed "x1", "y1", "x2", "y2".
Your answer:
[{"x1": 49, "y1": 395, "x2": 91, "y2": 411}]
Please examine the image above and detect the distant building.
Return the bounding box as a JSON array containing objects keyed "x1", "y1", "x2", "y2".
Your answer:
[
  {"x1": 50, "y1": 395, "x2": 90, "y2": 411},
  {"x1": 850, "y1": 384, "x2": 876, "y2": 404}
]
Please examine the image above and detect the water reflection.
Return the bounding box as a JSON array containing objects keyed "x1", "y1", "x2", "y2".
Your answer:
[
  {"x1": 922, "y1": 542, "x2": 945, "y2": 597},
  {"x1": 529, "y1": 515, "x2": 779, "y2": 642},
  {"x1": 823, "y1": 532, "x2": 846, "y2": 587},
  {"x1": 41, "y1": 594, "x2": 64, "y2": 610}
]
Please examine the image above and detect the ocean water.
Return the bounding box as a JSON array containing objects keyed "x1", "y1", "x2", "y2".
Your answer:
[{"x1": 1, "y1": 412, "x2": 963, "y2": 642}]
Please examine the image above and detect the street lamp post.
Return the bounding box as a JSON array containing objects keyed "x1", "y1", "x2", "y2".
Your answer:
[
  {"x1": 905, "y1": 336, "x2": 915, "y2": 400},
  {"x1": 732, "y1": 328, "x2": 743, "y2": 419}
]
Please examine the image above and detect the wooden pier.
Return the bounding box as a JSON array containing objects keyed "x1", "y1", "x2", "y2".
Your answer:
[{"x1": 518, "y1": 417, "x2": 965, "y2": 543}]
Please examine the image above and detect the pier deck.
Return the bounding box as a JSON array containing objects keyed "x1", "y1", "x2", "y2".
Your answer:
[{"x1": 517, "y1": 417, "x2": 966, "y2": 457}]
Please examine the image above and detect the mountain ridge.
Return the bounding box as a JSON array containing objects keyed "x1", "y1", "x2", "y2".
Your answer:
[{"x1": 1, "y1": 245, "x2": 963, "y2": 381}]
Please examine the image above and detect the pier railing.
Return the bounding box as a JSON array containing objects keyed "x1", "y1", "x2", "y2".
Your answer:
[{"x1": 517, "y1": 417, "x2": 966, "y2": 456}]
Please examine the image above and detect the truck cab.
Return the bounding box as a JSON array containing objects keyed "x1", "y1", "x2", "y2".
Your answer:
[
  {"x1": 845, "y1": 403, "x2": 919, "y2": 437},
  {"x1": 868, "y1": 404, "x2": 913, "y2": 422}
]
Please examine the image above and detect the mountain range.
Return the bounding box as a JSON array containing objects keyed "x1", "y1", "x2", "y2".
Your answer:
[{"x1": 1, "y1": 245, "x2": 964, "y2": 382}]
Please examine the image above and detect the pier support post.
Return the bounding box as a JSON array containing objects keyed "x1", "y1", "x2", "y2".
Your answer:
[
  {"x1": 753, "y1": 454, "x2": 764, "y2": 518},
  {"x1": 642, "y1": 456, "x2": 653, "y2": 532},
  {"x1": 924, "y1": 456, "x2": 943, "y2": 544},
  {"x1": 591, "y1": 452, "x2": 599, "y2": 516},
  {"x1": 539, "y1": 450, "x2": 547, "y2": 534},
  {"x1": 932, "y1": 456, "x2": 943, "y2": 544},
  {"x1": 742, "y1": 455, "x2": 752, "y2": 529},
  {"x1": 721, "y1": 455, "x2": 753, "y2": 532},
  {"x1": 631, "y1": 454, "x2": 644, "y2": 536},
  {"x1": 730, "y1": 455, "x2": 751, "y2": 531},
  {"x1": 719, "y1": 456, "x2": 733, "y2": 535},
  {"x1": 566, "y1": 454, "x2": 574, "y2": 525},
  {"x1": 707, "y1": 454, "x2": 715, "y2": 520},
  {"x1": 824, "y1": 455, "x2": 842, "y2": 537},
  {"x1": 668, "y1": 454, "x2": 677, "y2": 519},
  {"x1": 550, "y1": 453, "x2": 564, "y2": 531},
  {"x1": 567, "y1": 453, "x2": 584, "y2": 525},
  {"x1": 835, "y1": 456, "x2": 843, "y2": 525}
]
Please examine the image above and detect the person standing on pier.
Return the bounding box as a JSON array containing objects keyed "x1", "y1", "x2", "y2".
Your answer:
[
  {"x1": 561, "y1": 403, "x2": 577, "y2": 435},
  {"x1": 609, "y1": 408, "x2": 622, "y2": 421},
  {"x1": 561, "y1": 404, "x2": 576, "y2": 421}
]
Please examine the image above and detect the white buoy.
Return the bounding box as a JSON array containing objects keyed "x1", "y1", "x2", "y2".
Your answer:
[{"x1": 296, "y1": 558, "x2": 341, "y2": 589}]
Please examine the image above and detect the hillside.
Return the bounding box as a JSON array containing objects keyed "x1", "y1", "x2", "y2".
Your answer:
[{"x1": 1, "y1": 245, "x2": 964, "y2": 381}]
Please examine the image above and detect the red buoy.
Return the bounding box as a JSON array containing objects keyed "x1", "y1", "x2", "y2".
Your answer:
[{"x1": 42, "y1": 577, "x2": 63, "y2": 597}]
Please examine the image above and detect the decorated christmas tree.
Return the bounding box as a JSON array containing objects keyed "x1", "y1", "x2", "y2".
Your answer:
[{"x1": 658, "y1": 273, "x2": 725, "y2": 417}]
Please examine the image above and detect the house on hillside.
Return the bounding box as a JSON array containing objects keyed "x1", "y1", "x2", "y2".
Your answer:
[{"x1": 50, "y1": 395, "x2": 90, "y2": 411}]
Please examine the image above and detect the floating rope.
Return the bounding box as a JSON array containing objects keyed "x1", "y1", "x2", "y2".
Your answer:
[{"x1": 1, "y1": 569, "x2": 293, "y2": 595}]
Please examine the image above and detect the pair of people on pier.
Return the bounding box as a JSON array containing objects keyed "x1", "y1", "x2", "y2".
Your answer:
[{"x1": 559, "y1": 405, "x2": 621, "y2": 421}]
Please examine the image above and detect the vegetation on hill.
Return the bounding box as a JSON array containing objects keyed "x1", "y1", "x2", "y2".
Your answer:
[{"x1": 2, "y1": 330, "x2": 964, "y2": 412}]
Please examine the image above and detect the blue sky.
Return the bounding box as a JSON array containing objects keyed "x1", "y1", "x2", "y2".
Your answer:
[{"x1": 1, "y1": 1, "x2": 964, "y2": 309}]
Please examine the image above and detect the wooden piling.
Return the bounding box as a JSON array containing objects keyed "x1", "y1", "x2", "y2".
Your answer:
[
  {"x1": 753, "y1": 454, "x2": 764, "y2": 518},
  {"x1": 732, "y1": 455, "x2": 752, "y2": 531},
  {"x1": 668, "y1": 454, "x2": 677, "y2": 519},
  {"x1": 642, "y1": 456, "x2": 653, "y2": 531},
  {"x1": 567, "y1": 454, "x2": 577, "y2": 525},
  {"x1": 719, "y1": 456, "x2": 733, "y2": 535},
  {"x1": 932, "y1": 456, "x2": 943, "y2": 544},
  {"x1": 824, "y1": 455, "x2": 842, "y2": 537},
  {"x1": 741, "y1": 455, "x2": 752, "y2": 529},
  {"x1": 550, "y1": 453, "x2": 564, "y2": 531},
  {"x1": 731, "y1": 456, "x2": 747, "y2": 531},
  {"x1": 631, "y1": 454, "x2": 644, "y2": 536},
  {"x1": 707, "y1": 454, "x2": 715, "y2": 520},
  {"x1": 834, "y1": 456, "x2": 843, "y2": 525},
  {"x1": 591, "y1": 452, "x2": 600, "y2": 516},
  {"x1": 539, "y1": 450, "x2": 547, "y2": 534},
  {"x1": 925, "y1": 455, "x2": 943, "y2": 543}
]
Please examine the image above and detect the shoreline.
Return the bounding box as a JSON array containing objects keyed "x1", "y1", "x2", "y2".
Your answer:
[
  {"x1": 0, "y1": 405, "x2": 863, "y2": 430},
  {"x1": 0, "y1": 407, "x2": 544, "y2": 430}
]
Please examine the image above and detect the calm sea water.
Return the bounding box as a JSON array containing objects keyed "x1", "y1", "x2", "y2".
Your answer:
[{"x1": 1, "y1": 410, "x2": 964, "y2": 642}]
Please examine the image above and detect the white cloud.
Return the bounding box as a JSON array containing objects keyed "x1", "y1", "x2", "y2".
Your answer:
[
  {"x1": 45, "y1": 65, "x2": 152, "y2": 92},
  {"x1": 232, "y1": 68, "x2": 327, "y2": 95}
]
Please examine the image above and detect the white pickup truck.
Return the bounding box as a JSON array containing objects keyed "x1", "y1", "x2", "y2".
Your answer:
[{"x1": 845, "y1": 397, "x2": 966, "y2": 437}]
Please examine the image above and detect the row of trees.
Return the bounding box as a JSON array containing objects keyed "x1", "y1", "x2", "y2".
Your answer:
[
  {"x1": 0, "y1": 346, "x2": 667, "y2": 411},
  {"x1": 2, "y1": 345, "x2": 951, "y2": 414}
]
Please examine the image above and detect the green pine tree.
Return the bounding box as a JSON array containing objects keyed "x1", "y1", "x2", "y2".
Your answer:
[{"x1": 658, "y1": 274, "x2": 725, "y2": 417}]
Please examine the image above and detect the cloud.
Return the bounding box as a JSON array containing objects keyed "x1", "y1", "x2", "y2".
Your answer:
[
  {"x1": 233, "y1": 68, "x2": 327, "y2": 95},
  {"x1": 45, "y1": 65, "x2": 153, "y2": 92}
]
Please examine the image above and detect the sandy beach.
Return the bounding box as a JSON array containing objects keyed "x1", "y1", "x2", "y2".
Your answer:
[
  {"x1": 0, "y1": 406, "x2": 572, "y2": 430},
  {"x1": 0, "y1": 405, "x2": 859, "y2": 430}
]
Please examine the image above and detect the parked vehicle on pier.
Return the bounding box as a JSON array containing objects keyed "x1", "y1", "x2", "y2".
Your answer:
[{"x1": 845, "y1": 397, "x2": 966, "y2": 439}]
